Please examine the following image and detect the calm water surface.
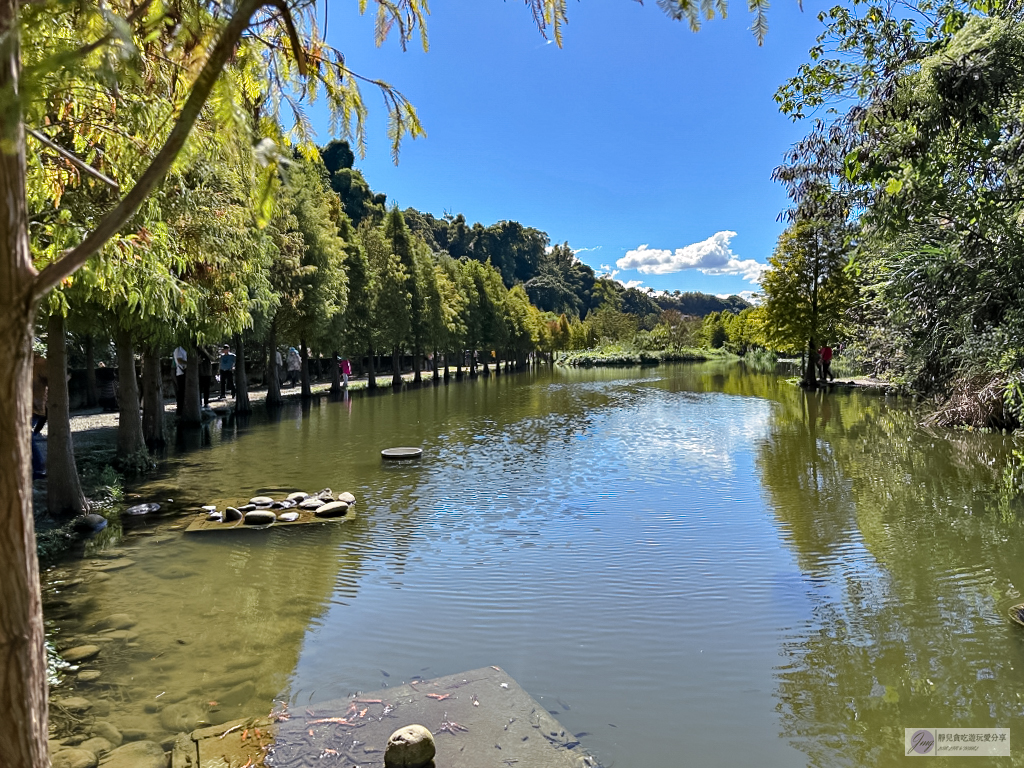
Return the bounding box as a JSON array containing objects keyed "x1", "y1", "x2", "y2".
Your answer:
[{"x1": 44, "y1": 363, "x2": 1024, "y2": 766}]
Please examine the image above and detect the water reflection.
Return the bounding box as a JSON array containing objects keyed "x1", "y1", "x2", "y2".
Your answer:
[
  {"x1": 759, "y1": 383, "x2": 1024, "y2": 766},
  {"x1": 42, "y1": 364, "x2": 1024, "y2": 766}
]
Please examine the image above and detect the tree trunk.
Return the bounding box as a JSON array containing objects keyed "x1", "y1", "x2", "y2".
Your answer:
[
  {"x1": 456, "y1": 352, "x2": 463, "y2": 379},
  {"x1": 180, "y1": 346, "x2": 202, "y2": 424},
  {"x1": 432, "y1": 349, "x2": 439, "y2": 382},
  {"x1": 141, "y1": 344, "x2": 165, "y2": 447},
  {"x1": 392, "y1": 347, "x2": 402, "y2": 388},
  {"x1": 46, "y1": 313, "x2": 86, "y2": 516},
  {"x1": 330, "y1": 350, "x2": 342, "y2": 394},
  {"x1": 84, "y1": 333, "x2": 98, "y2": 407},
  {"x1": 443, "y1": 353, "x2": 450, "y2": 383},
  {"x1": 234, "y1": 333, "x2": 251, "y2": 413},
  {"x1": 413, "y1": 351, "x2": 422, "y2": 385},
  {"x1": 266, "y1": 323, "x2": 283, "y2": 407},
  {"x1": 367, "y1": 345, "x2": 377, "y2": 390},
  {"x1": 115, "y1": 326, "x2": 147, "y2": 462},
  {"x1": 300, "y1": 338, "x2": 312, "y2": 398},
  {"x1": 0, "y1": 0, "x2": 49, "y2": 755}
]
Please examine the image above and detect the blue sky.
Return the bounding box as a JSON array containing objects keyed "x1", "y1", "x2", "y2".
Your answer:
[{"x1": 319, "y1": 1, "x2": 828, "y2": 299}]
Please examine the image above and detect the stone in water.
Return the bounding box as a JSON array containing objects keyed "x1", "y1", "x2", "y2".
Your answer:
[
  {"x1": 243, "y1": 510, "x2": 276, "y2": 526},
  {"x1": 385, "y1": 724, "x2": 435, "y2": 768},
  {"x1": 314, "y1": 501, "x2": 349, "y2": 518},
  {"x1": 124, "y1": 503, "x2": 160, "y2": 516},
  {"x1": 299, "y1": 498, "x2": 325, "y2": 510},
  {"x1": 286, "y1": 491, "x2": 308, "y2": 502},
  {"x1": 223, "y1": 507, "x2": 243, "y2": 522},
  {"x1": 278, "y1": 512, "x2": 300, "y2": 522},
  {"x1": 381, "y1": 447, "x2": 422, "y2": 460},
  {"x1": 250, "y1": 496, "x2": 275, "y2": 506},
  {"x1": 338, "y1": 492, "x2": 356, "y2": 505}
]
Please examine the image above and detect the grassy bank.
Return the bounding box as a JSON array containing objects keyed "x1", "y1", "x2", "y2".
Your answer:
[{"x1": 557, "y1": 345, "x2": 735, "y2": 368}]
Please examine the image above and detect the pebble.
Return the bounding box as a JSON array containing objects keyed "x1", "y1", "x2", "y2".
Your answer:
[
  {"x1": 77, "y1": 670, "x2": 102, "y2": 683},
  {"x1": 249, "y1": 496, "x2": 275, "y2": 506},
  {"x1": 385, "y1": 724, "x2": 436, "y2": 768},
  {"x1": 100, "y1": 740, "x2": 167, "y2": 768},
  {"x1": 62, "y1": 646, "x2": 100, "y2": 663},
  {"x1": 278, "y1": 512, "x2": 300, "y2": 522},
  {"x1": 243, "y1": 510, "x2": 276, "y2": 526},
  {"x1": 315, "y1": 501, "x2": 350, "y2": 518},
  {"x1": 50, "y1": 748, "x2": 98, "y2": 768}
]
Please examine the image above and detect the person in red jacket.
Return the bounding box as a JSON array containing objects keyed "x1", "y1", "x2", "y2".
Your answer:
[{"x1": 818, "y1": 344, "x2": 835, "y2": 381}]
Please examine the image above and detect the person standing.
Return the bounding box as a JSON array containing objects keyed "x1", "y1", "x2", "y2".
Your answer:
[
  {"x1": 31, "y1": 354, "x2": 47, "y2": 480},
  {"x1": 286, "y1": 347, "x2": 301, "y2": 387},
  {"x1": 219, "y1": 344, "x2": 236, "y2": 399},
  {"x1": 818, "y1": 343, "x2": 835, "y2": 382},
  {"x1": 173, "y1": 345, "x2": 188, "y2": 411},
  {"x1": 198, "y1": 347, "x2": 213, "y2": 406},
  {"x1": 340, "y1": 357, "x2": 351, "y2": 389}
]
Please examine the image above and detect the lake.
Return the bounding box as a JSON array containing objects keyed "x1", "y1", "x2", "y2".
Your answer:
[{"x1": 43, "y1": 362, "x2": 1024, "y2": 766}]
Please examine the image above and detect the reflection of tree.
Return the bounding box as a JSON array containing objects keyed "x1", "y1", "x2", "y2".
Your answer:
[{"x1": 758, "y1": 387, "x2": 1024, "y2": 767}]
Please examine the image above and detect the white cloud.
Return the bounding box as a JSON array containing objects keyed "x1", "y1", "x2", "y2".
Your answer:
[
  {"x1": 619, "y1": 280, "x2": 644, "y2": 290},
  {"x1": 616, "y1": 231, "x2": 766, "y2": 283},
  {"x1": 599, "y1": 264, "x2": 612, "y2": 271},
  {"x1": 573, "y1": 245, "x2": 602, "y2": 256}
]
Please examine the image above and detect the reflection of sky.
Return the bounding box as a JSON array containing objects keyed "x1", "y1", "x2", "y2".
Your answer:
[{"x1": 280, "y1": 369, "x2": 806, "y2": 767}]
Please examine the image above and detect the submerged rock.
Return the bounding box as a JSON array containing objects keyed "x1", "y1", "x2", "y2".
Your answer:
[
  {"x1": 159, "y1": 701, "x2": 208, "y2": 732},
  {"x1": 54, "y1": 696, "x2": 93, "y2": 713},
  {"x1": 90, "y1": 722, "x2": 123, "y2": 747},
  {"x1": 97, "y1": 613, "x2": 136, "y2": 630},
  {"x1": 243, "y1": 510, "x2": 276, "y2": 526},
  {"x1": 77, "y1": 670, "x2": 102, "y2": 683},
  {"x1": 218, "y1": 679, "x2": 257, "y2": 708},
  {"x1": 50, "y1": 748, "x2": 98, "y2": 768},
  {"x1": 78, "y1": 737, "x2": 112, "y2": 757},
  {"x1": 315, "y1": 501, "x2": 349, "y2": 518},
  {"x1": 385, "y1": 724, "x2": 435, "y2": 768},
  {"x1": 124, "y1": 503, "x2": 160, "y2": 516},
  {"x1": 101, "y1": 740, "x2": 166, "y2": 768},
  {"x1": 62, "y1": 646, "x2": 100, "y2": 663}
]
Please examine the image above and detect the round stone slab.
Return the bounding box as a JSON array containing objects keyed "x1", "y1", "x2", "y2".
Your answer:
[
  {"x1": 277, "y1": 511, "x2": 300, "y2": 522},
  {"x1": 338, "y1": 492, "x2": 356, "y2": 505},
  {"x1": 206, "y1": 512, "x2": 223, "y2": 522},
  {"x1": 201, "y1": 505, "x2": 217, "y2": 512},
  {"x1": 250, "y1": 496, "x2": 274, "y2": 506},
  {"x1": 314, "y1": 501, "x2": 349, "y2": 518},
  {"x1": 124, "y1": 503, "x2": 160, "y2": 516},
  {"x1": 243, "y1": 510, "x2": 276, "y2": 526},
  {"x1": 299, "y1": 498, "x2": 325, "y2": 510},
  {"x1": 271, "y1": 499, "x2": 296, "y2": 509},
  {"x1": 382, "y1": 447, "x2": 422, "y2": 460},
  {"x1": 238, "y1": 504, "x2": 257, "y2": 512},
  {"x1": 286, "y1": 492, "x2": 308, "y2": 502}
]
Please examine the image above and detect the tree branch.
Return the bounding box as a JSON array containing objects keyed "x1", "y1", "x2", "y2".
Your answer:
[{"x1": 31, "y1": 0, "x2": 267, "y2": 301}]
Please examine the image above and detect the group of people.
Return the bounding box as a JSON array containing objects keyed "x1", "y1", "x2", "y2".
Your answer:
[
  {"x1": 275, "y1": 347, "x2": 351, "y2": 388},
  {"x1": 174, "y1": 344, "x2": 237, "y2": 410}
]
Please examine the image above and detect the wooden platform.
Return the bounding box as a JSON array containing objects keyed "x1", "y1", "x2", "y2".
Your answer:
[
  {"x1": 183, "y1": 505, "x2": 356, "y2": 534},
  {"x1": 173, "y1": 667, "x2": 600, "y2": 768}
]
